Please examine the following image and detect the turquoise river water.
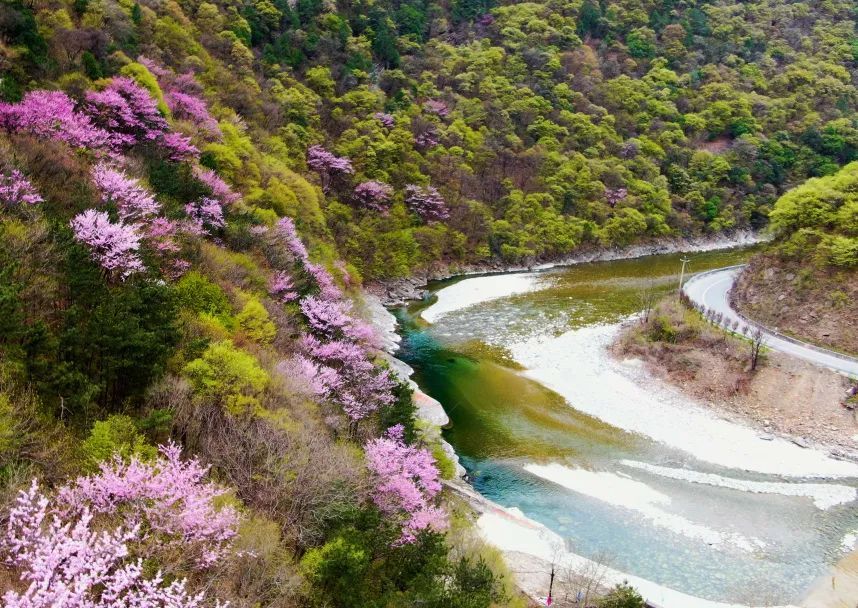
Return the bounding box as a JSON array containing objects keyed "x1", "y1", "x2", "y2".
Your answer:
[{"x1": 392, "y1": 247, "x2": 858, "y2": 606}]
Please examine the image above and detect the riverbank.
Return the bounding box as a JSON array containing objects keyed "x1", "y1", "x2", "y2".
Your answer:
[
  {"x1": 364, "y1": 245, "x2": 858, "y2": 608},
  {"x1": 801, "y1": 547, "x2": 858, "y2": 608},
  {"x1": 362, "y1": 293, "x2": 465, "y2": 467},
  {"x1": 366, "y1": 231, "x2": 763, "y2": 307},
  {"x1": 448, "y1": 478, "x2": 802, "y2": 608},
  {"x1": 612, "y1": 298, "x2": 858, "y2": 456},
  {"x1": 362, "y1": 293, "x2": 547, "y2": 604}
]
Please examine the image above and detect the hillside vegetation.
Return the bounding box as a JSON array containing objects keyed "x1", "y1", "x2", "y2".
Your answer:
[
  {"x1": 3, "y1": 0, "x2": 858, "y2": 280},
  {"x1": 733, "y1": 162, "x2": 858, "y2": 354},
  {"x1": 1, "y1": 0, "x2": 858, "y2": 605}
]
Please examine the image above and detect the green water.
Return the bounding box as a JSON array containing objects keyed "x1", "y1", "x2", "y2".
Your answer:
[
  {"x1": 393, "y1": 246, "x2": 858, "y2": 605},
  {"x1": 400, "y1": 247, "x2": 755, "y2": 464}
]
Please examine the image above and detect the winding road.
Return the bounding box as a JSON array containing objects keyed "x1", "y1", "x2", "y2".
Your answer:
[{"x1": 683, "y1": 265, "x2": 858, "y2": 377}]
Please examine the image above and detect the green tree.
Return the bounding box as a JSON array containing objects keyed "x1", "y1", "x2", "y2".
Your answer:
[
  {"x1": 599, "y1": 582, "x2": 645, "y2": 608},
  {"x1": 81, "y1": 414, "x2": 157, "y2": 470},
  {"x1": 183, "y1": 340, "x2": 270, "y2": 415}
]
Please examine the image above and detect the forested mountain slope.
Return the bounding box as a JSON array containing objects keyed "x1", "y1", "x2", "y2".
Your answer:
[
  {"x1": 0, "y1": 0, "x2": 857, "y2": 606},
  {"x1": 733, "y1": 161, "x2": 858, "y2": 355},
  {"x1": 4, "y1": 0, "x2": 858, "y2": 280}
]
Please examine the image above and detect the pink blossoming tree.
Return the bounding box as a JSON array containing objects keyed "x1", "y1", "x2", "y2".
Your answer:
[
  {"x1": 166, "y1": 91, "x2": 221, "y2": 138},
  {"x1": 352, "y1": 180, "x2": 393, "y2": 212},
  {"x1": 275, "y1": 355, "x2": 339, "y2": 399},
  {"x1": 70, "y1": 209, "x2": 144, "y2": 279},
  {"x1": 306, "y1": 145, "x2": 353, "y2": 192},
  {"x1": 91, "y1": 163, "x2": 161, "y2": 221},
  {"x1": 2, "y1": 482, "x2": 223, "y2": 608},
  {"x1": 194, "y1": 166, "x2": 239, "y2": 206},
  {"x1": 0, "y1": 90, "x2": 110, "y2": 149},
  {"x1": 1, "y1": 441, "x2": 236, "y2": 608},
  {"x1": 185, "y1": 198, "x2": 225, "y2": 234},
  {"x1": 414, "y1": 126, "x2": 440, "y2": 149},
  {"x1": 269, "y1": 270, "x2": 298, "y2": 303},
  {"x1": 84, "y1": 77, "x2": 198, "y2": 161},
  {"x1": 58, "y1": 442, "x2": 239, "y2": 568},
  {"x1": 84, "y1": 77, "x2": 169, "y2": 148},
  {"x1": 160, "y1": 131, "x2": 200, "y2": 161},
  {"x1": 364, "y1": 425, "x2": 446, "y2": 544},
  {"x1": 302, "y1": 336, "x2": 395, "y2": 424},
  {"x1": 276, "y1": 217, "x2": 310, "y2": 263},
  {"x1": 147, "y1": 217, "x2": 179, "y2": 252},
  {"x1": 423, "y1": 99, "x2": 449, "y2": 117},
  {"x1": 300, "y1": 296, "x2": 373, "y2": 343},
  {"x1": 404, "y1": 184, "x2": 449, "y2": 222},
  {"x1": 305, "y1": 262, "x2": 342, "y2": 300},
  {"x1": 374, "y1": 112, "x2": 395, "y2": 128},
  {"x1": 605, "y1": 187, "x2": 628, "y2": 207},
  {"x1": 0, "y1": 170, "x2": 43, "y2": 206}
]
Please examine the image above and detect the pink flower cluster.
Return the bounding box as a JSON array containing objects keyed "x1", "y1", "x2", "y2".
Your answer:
[
  {"x1": 305, "y1": 262, "x2": 342, "y2": 300},
  {"x1": 269, "y1": 270, "x2": 298, "y2": 303},
  {"x1": 166, "y1": 91, "x2": 221, "y2": 138},
  {"x1": 0, "y1": 90, "x2": 110, "y2": 149},
  {"x1": 276, "y1": 217, "x2": 310, "y2": 263},
  {"x1": 605, "y1": 187, "x2": 628, "y2": 207},
  {"x1": 414, "y1": 126, "x2": 440, "y2": 149},
  {"x1": 307, "y1": 145, "x2": 354, "y2": 175},
  {"x1": 364, "y1": 425, "x2": 446, "y2": 544},
  {"x1": 78, "y1": 164, "x2": 222, "y2": 278},
  {"x1": 374, "y1": 112, "x2": 395, "y2": 128},
  {"x1": 404, "y1": 184, "x2": 449, "y2": 222},
  {"x1": 352, "y1": 180, "x2": 393, "y2": 212},
  {"x1": 0, "y1": 169, "x2": 43, "y2": 206},
  {"x1": 301, "y1": 335, "x2": 395, "y2": 422},
  {"x1": 300, "y1": 296, "x2": 374, "y2": 343},
  {"x1": 185, "y1": 198, "x2": 226, "y2": 235},
  {"x1": 140, "y1": 57, "x2": 221, "y2": 141},
  {"x1": 57, "y1": 442, "x2": 239, "y2": 568},
  {"x1": 70, "y1": 209, "x2": 144, "y2": 279},
  {"x1": 160, "y1": 131, "x2": 200, "y2": 161},
  {"x1": 0, "y1": 79, "x2": 198, "y2": 161},
  {"x1": 85, "y1": 77, "x2": 199, "y2": 159},
  {"x1": 194, "y1": 166, "x2": 239, "y2": 206},
  {"x1": 0, "y1": 75, "x2": 234, "y2": 280},
  {"x1": 268, "y1": 216, "x2": 392, "y2": 423},
  {"x1": 1, "y1": 443, "x2": 236, "y2": 608},
  {"x1": 423, "y1": 99, "x2": 449, "y2": 117},
  {"x1": 3, "y1": 482, "x2": 222, "y2": 608},
  {"x1": 92, "y1": 163, "x2": 161, "y2": 221},
  {"x1": 275, "y1": 354, "x2": 338, "y2": 399}
]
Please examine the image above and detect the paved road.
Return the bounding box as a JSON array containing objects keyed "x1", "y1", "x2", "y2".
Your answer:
[{"x1": 683, "y1": 266, "x2": 858, "y2": 377}]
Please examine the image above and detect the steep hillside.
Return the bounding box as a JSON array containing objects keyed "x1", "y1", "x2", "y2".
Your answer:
[
  {"x1": 733, "y1": 162, "x2": 858, "y2": 355},
  {"x1": 0, "y1": 0, "x2": 857, "y2": 605},
  {"x1": 2, "y1": 0, "x2": 858, "y2": 282},
  {"x1": 0, "y1": 45, "x2": 519, "y2": 608}
]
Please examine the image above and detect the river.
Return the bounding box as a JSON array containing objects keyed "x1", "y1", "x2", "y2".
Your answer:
[{"x1": 391, "y1": 247, "x2": 858, "y2": 607}]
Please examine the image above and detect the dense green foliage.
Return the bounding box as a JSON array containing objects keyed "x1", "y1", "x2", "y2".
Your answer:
[
  {"x1": 734, "y1": 161, "x2": 858, "y2": 353},
  {"x1": 598, "y1": 582, "x2": 646, "y2": 608},
  {"x1": 768, "y1": 161, "x2": 858, "y2": 267},
  {"x1": 3, "y1": 0, "x2": 858, "y2": 279},
  {"x1": 2, "y1": 0, "x2": 856, "y2": 603}
]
